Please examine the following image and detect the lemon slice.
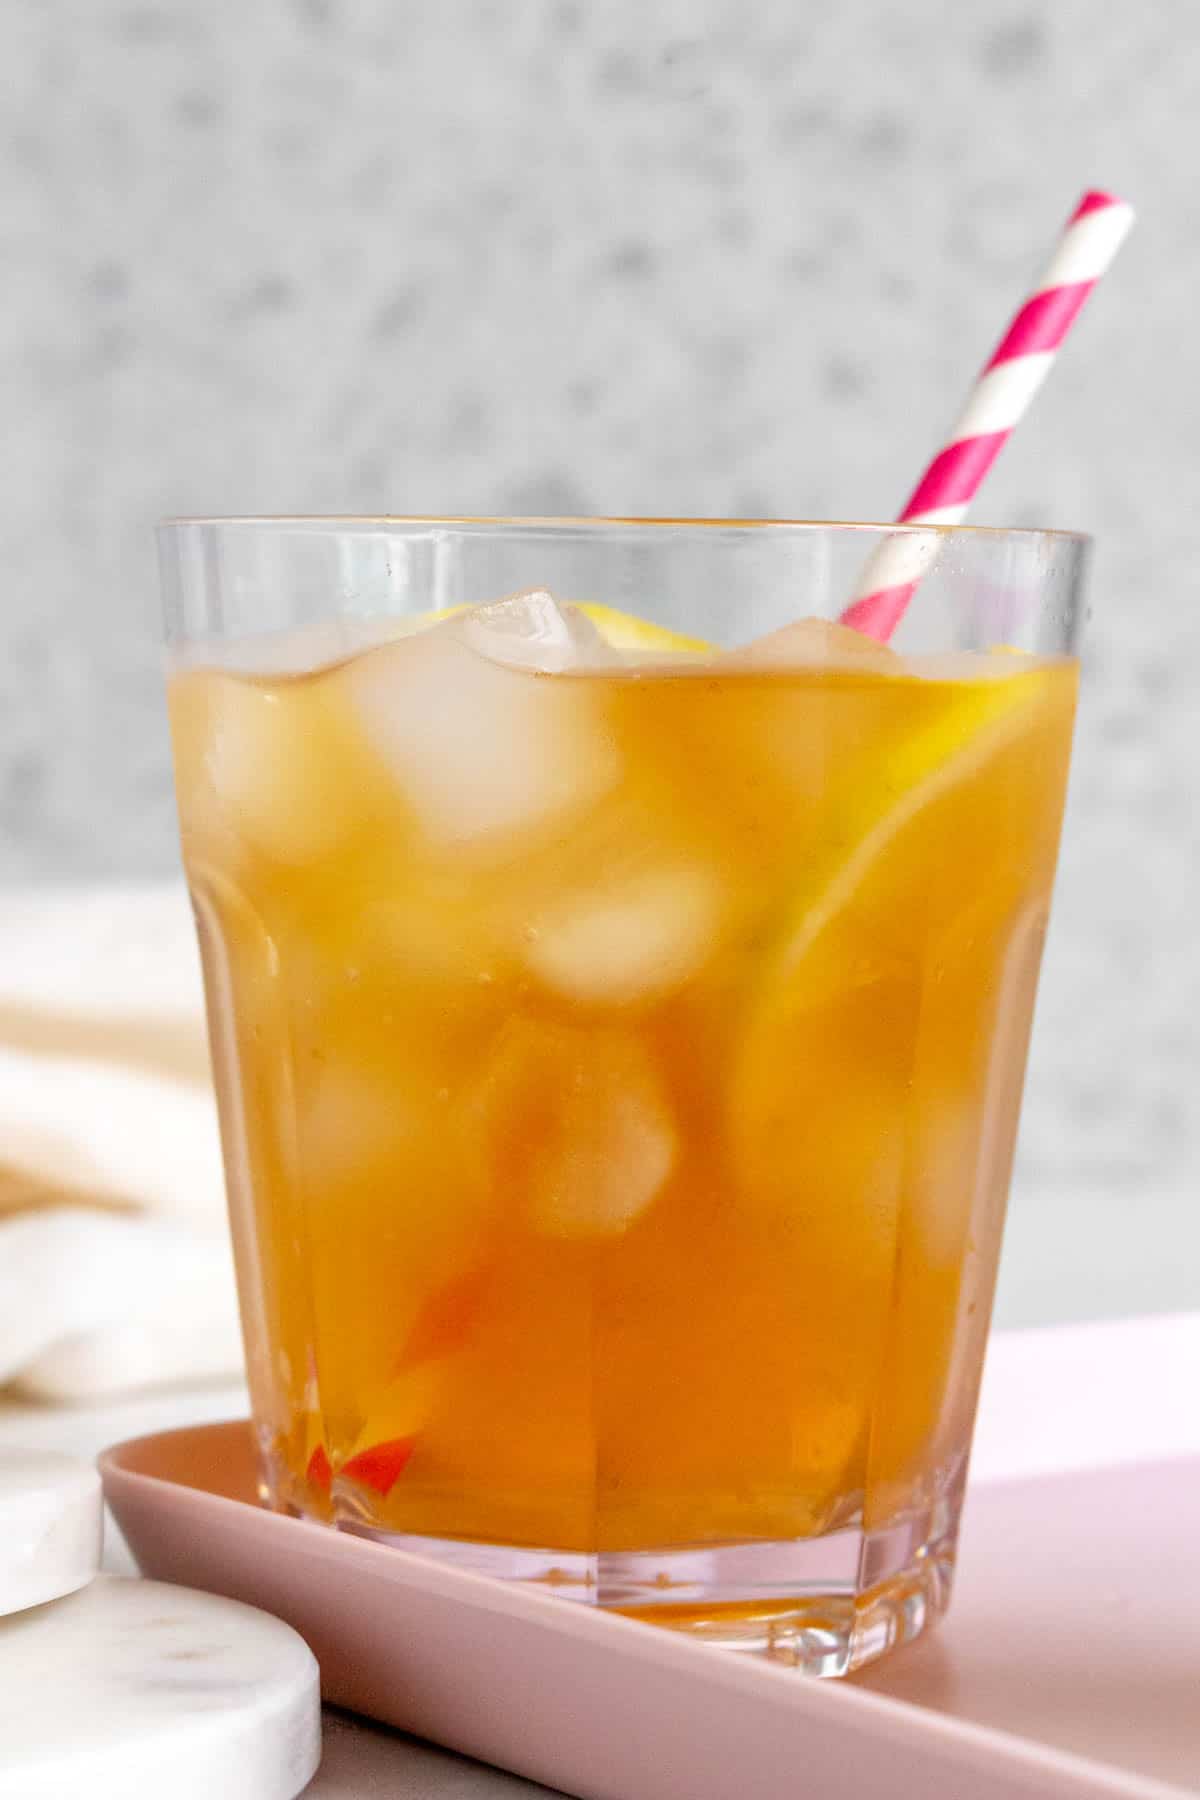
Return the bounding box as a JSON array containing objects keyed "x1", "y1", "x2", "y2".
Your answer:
[
  {"x1": 729, "y1": 660, "x2": 1075, "y2": 1221},
  {"x1": 730, "y1": 660, "x2": 1075, "y2": 1175},
  {"x1": 395, "y1": 603, "x2": 468, "y2": 634},
  {"x1": 724, "y1": 662, "x2": 1074, "y2": 1492},
  {"x1": 399, "y1": 600, "x2": 709, "y2": 655},
  {"x1": 774, "y1": 666, "x2": 1066, "y2": 976},
  {"x1": 574, "y1": 602, "x2": 711, "y2": 655}
]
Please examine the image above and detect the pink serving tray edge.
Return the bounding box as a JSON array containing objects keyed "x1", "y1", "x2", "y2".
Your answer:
[{"x1": 100, "y1": 1422, "x2": 1198, "y2": 1800}]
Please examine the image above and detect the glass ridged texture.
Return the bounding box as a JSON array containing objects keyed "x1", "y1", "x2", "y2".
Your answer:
[{"x1": 161, "y1": 517, "x2": 1087, "y2": 1674}]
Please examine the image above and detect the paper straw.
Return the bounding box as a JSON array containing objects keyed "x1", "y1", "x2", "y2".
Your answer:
[{"x1": 841, "y1": 189, "x2": 1135, "y2": 641}]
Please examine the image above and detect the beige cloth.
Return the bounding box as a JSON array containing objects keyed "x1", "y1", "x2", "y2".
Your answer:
[{"x1": 0, "y1": 884, "x2": 242, "y2": 1400}]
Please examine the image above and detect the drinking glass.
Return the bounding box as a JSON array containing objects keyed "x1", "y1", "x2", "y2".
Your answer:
[{"x1": 161, "y1": 516, "x2": 1086, "y2": 1674}]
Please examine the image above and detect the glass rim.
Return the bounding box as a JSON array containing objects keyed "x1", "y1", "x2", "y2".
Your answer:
[{"x1": 158, "y1": 513, "x2": 1092, "y2": 547}]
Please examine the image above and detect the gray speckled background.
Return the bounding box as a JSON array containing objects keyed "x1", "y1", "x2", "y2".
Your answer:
[{"x1": 2, "y1": 0, "x2": 1197, "y2": 1324}]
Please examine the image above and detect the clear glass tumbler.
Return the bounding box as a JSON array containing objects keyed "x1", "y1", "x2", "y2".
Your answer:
[{"x1": 161, "y1": 516, "x2": 1087, "y2": 1674}]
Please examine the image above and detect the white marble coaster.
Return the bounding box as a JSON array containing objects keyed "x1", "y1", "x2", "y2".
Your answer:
[
  {"x1": 0, "y1": 1573, "x2": 321, "y2": 1798},
  {"x1": 0, "y1": 1450, "x2": 102, "y2": 1616}
]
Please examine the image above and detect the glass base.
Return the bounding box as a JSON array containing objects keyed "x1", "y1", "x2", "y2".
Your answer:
[
  {"x1": 350, "y1": 1518, "x2": 955, "y2": 1676},
  {"x1": 265, "y1": 1447, "x2": 961, "y2": 1676}
]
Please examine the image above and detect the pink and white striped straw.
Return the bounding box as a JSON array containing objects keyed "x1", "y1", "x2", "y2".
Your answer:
[{"x1": 841, "y1": 189, "x2": 1135, "y2": 641}]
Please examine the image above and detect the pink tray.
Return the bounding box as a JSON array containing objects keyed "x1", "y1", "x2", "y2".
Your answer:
[{"x1": 100, "y1": 1423, "x2": 1198, "y2": 1800}]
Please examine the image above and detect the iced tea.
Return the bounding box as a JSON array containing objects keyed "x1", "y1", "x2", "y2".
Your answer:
[{"x1": 169, "y1": 593, "x2": 1076, "y2": 1668}]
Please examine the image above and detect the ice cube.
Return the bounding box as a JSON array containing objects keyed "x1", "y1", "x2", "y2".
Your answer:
[
  {"x1": 349, "y1": 609, "x2": 621, "y2": 852},
  {"x1": 171, "y1": 617, "x2": 405, "y2": 678},
  {"x1": 480, "y1": 1021, "x2": 676, "y2": 1238},
  {"x1": 729, "y1": 617, "x2": 900, "y2": 671},
  {"x1": 458, "y1": 589, "x2": 607, "y2": 672},
  {"x1": 525, "y1": 866, "x2": 724, "y2": 1006},
  {"x1": 300, "y1": 1059, "x2": 489, "y2": 1246},
  {"x1": 171, "y1": 669, "x2": 357, "y2": 864},
  {"x1": 909, "y1": 1095, "x2": 979, "y2": 1262},
  {"x1": 298, "y1": 1059, "x2": 423, "y2": 1198}
]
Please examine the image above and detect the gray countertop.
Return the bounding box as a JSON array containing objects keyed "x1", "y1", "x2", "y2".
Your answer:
[{"x1": 310, "y1": 1712, "x2": 563, "y2": 1798}]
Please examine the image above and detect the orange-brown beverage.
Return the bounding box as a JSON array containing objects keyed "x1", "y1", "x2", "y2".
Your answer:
[{"x1": 163, "y1": 519, "x2": 1084, "y2": 1674}]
